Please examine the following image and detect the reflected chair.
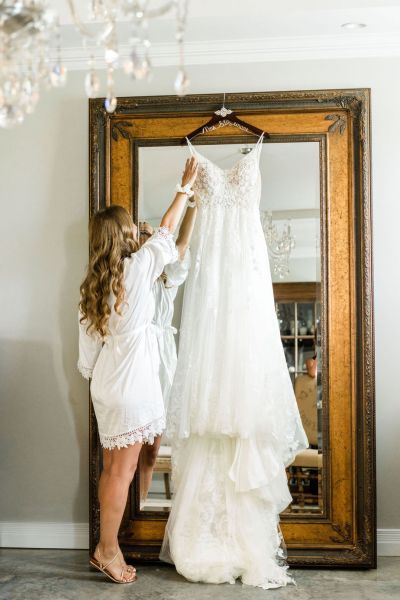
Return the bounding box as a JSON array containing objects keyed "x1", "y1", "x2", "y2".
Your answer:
[
  {"x1": 285, "y1": 373, "x2": 323, "y2": 513},
  {"x1": 154, "y1": 445, "x2": 172, "y2": 499}
]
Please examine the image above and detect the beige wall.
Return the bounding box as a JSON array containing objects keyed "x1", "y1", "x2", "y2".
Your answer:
[{"x1": 0, "y1": 57, "x2": 399, "y2": 529}]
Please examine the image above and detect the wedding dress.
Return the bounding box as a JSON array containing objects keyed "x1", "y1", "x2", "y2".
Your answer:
[{"x1": 160, "y1": 134, "x2": 309, "y2": 589}]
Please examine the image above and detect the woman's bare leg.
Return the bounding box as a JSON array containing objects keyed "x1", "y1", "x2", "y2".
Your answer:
[
  {"x1": 95, "y1": 443, "x2": 142, "y2": 582},
  {"x1": 140, "y1": 436, "x2": 162, "y2": 501},
  {"x1": 98, "y1": 450, "x2": 131, "y2": 572}
]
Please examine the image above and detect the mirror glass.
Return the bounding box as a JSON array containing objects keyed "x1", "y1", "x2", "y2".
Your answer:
[{"x1": 137, "y1": 141, "x2": 323, "y2": 515}]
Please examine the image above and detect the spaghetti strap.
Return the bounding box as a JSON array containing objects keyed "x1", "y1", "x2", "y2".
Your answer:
[
  {"x1": 254, "y1": 131, "x2": 265, "y2": 158},
  {"x1": 256, "y1": 131, "x2": 265, "y2": 146},
  {"x1": 186, "y1": 136, "x2": 196, "y2": 157}
]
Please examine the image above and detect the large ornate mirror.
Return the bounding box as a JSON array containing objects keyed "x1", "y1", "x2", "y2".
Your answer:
[
  {"x1": 138, "y1": 141, "x2": 323, "y2": 515},
  {"x1": 88, "y1": 90, "x2": 375, "y2": 567}
]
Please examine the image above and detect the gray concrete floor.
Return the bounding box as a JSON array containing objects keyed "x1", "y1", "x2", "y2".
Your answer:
[{"x1": 0, "y1": 550, "x2": 399, "y2": 600}]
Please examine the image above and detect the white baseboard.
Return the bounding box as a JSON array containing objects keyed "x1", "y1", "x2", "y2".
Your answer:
[
  {"x1": 377, "y1": 529, "x2": 400, "y2": 557},
  {"x1": 0, "y1": 522, "x2": 89, "y2": 549},
  {"x1": 0, "y1": 523, "x2": 399, "y2": 556}
]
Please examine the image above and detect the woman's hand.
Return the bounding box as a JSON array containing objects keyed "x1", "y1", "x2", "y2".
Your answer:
[
  {"x1": 138, "y1": 222, "x2": 154, "y2": 246},
  {"x1": 139, "y1": 222, "x2": 154, "y2": 236},
  {"x1": 181, "y1": 157, "x2": 198, "y2": 189},
  {"x1": 159, "y1": 158, "x2": 198, "y2": 234}
]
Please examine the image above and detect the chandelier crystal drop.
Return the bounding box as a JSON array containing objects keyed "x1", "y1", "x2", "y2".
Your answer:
[
  {"x1": 260, "y1": 211, "x2": 296, "y2": 279},
  {"x1": 174, "y1": 67, "x2": 190, "y2": 96},
  {"x1": 104, "y1": 92, "x2": 117, "y2": 113},
  {"x1": 0, "y1": 1, "x2": 66, "y2": 128},
  {"x1": 84, "y1": 63, "x2": 101, "y2": 98}
]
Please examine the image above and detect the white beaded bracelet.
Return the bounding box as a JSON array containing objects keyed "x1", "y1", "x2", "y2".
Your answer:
[
  {"x1": 187, "y1": 198, "x2": 196, "y2": 208},
  {"x1": 176, "y1": 182, "x2": 194, "y2": 198}
]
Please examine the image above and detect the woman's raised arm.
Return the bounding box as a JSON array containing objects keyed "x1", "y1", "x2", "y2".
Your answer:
[
  {"x1": 160, "y1": 157, "x2": 198, "y2": 233},
  {"x1": 176, "y1": 205, "x2": 197, "y2": 259}
]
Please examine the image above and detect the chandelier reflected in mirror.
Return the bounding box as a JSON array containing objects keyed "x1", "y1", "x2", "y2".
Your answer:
[
  {"x1": 260, "y1": 210, "x2": 296, "y2": 279},
  {"x1": 0, "y1": 1, "x2": 65, "y2": 128}
]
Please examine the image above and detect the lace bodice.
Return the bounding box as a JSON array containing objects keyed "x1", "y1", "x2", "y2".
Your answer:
[{"x1": 188, "y1": 134, "x2": 264, "y2": 209}]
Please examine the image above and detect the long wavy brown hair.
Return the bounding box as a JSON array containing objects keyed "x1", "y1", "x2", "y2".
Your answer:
[{"x1": 79, "y1": 206, "x2": 139, "y2": 337}]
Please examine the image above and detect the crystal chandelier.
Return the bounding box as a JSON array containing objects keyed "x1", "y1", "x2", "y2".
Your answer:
[
  {"x1": 260, "y1": 211, "x2": 296, "y2": 279},
  {"x1": 67, "y1": 0, "x2": 191, "y2": 113},
  {"x1": 0, "y1": 1, "x2": 190, "y2": 129},
  {"x1": 0, "y1": 1, "x2": 65, "y2": 128}
]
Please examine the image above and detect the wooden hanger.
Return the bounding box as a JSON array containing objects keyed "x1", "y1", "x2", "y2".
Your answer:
[{"x1": 182, "y1": 94, "x2": 270, "y2": 144}]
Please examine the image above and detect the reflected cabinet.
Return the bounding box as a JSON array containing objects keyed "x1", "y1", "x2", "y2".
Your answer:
[
  {"x1": 274, "y1": 283, "x2": 323, "y2": 515},
  {"x1": 88, "y1": 89, "x2": 375, "y2": 567}
]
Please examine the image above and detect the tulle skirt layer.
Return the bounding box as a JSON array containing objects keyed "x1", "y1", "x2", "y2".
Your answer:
[{"x1": 160, "y1": 435, "x2": 295, "y2": 589}]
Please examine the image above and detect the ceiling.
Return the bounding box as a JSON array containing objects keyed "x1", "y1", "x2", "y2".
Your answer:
[
  {"x1": 54, "y1": 1, "x2": 400, "y2": 30},
  {"x1": 51, "y1": 1, "x2": 400, "y2": 68}
]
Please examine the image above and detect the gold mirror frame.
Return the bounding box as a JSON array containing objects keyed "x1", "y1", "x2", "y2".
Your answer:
[{"x1": 88, "y1": 89, "x2": 375, "y2": 568}]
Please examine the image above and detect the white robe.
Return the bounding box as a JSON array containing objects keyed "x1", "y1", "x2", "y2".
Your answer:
[
  {"x1": 77, "y1": 227, "x2": 178, "y2": 450},
  {"x1": 152, "y1": 250, "x2": 190, "y2": 413}
]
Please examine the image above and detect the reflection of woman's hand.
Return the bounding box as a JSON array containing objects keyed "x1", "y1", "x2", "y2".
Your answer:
[
  {"x1": 306, "y1": 357, "x2": 317, "y2": 378},
  {"x1": 181, "y1": 157, "x2": 198, "y2": 189},
  {"x1": 139, "y1": 222, "x2": 154, "y2": 236}
]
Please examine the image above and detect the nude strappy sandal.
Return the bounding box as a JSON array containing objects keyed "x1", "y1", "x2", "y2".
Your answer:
[{"x1": 90, "y1": 548, "x2": 137, "y2": 584}]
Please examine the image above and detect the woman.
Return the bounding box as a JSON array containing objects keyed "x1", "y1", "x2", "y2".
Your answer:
[
  {"x1": 77, "y1": 157, "x2": 198, "y2": 584},
  {"x1": 138, "y1": 203, "x2": 198, "y2": 503}
]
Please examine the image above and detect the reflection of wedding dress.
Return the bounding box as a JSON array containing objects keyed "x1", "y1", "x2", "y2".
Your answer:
[{"x1": 160, "y1": 134, "x2": 309, "y2": 589}]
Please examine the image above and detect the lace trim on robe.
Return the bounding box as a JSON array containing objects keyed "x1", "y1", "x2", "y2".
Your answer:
[
  {"x1": 77, "y1": 360, "x2": 93, "y2": 380},
  {"x1": 152, "y1": 226, "x2": 179, "y2": 263},
  {"x1": 100, "y1": 416, "x2": 166, "y2": 450}
]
